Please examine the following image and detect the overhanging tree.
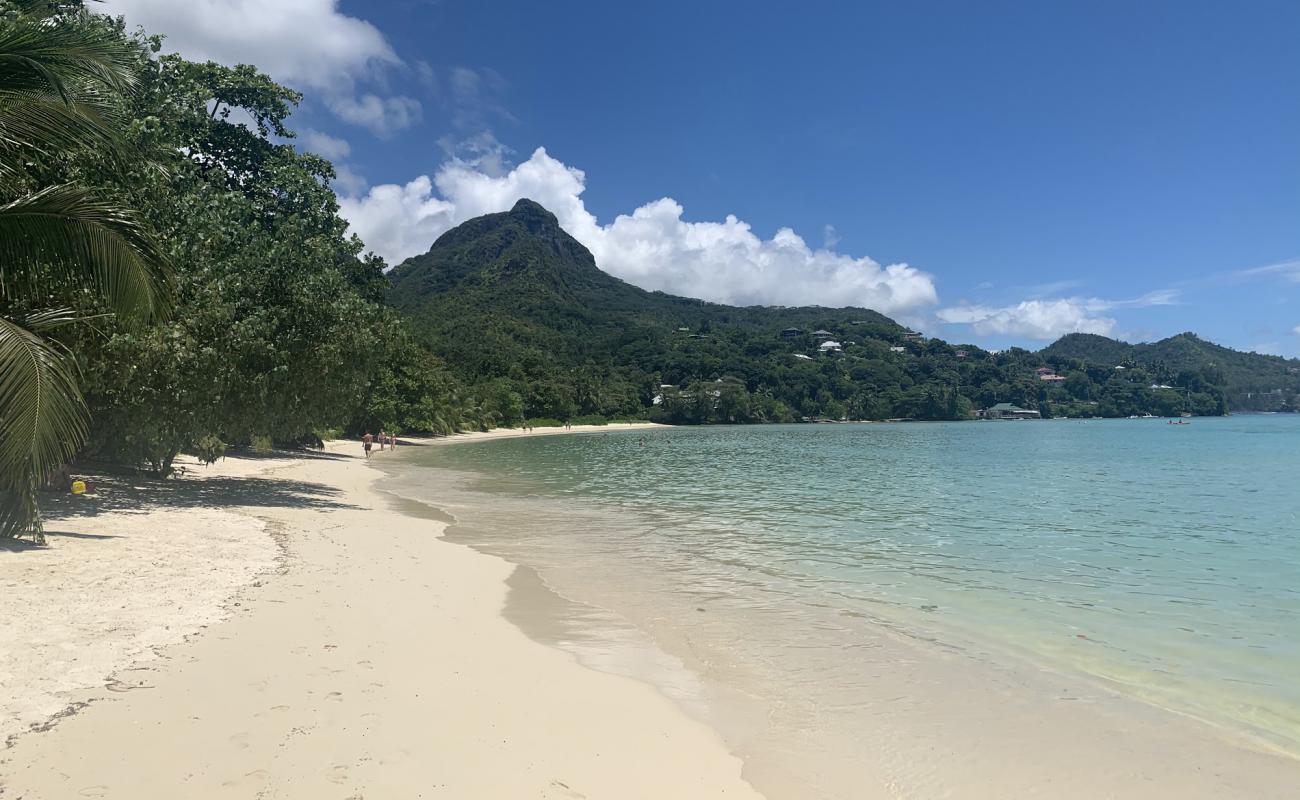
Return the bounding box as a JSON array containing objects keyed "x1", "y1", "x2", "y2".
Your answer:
[{"x1": 0, "y1": 3, "x2": 169, "y2": 541}]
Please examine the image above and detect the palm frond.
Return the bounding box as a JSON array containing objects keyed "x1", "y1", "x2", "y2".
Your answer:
[
  {"x1": 0, "y1": 183, "x2": 171, "y2": 319},
  {"x1": 0, "y1": 310, "x2": 88, "y2": 540},
  {"x1": 0, "y1": 9, "x2": 143, "y2": 172},
  {"x1": 0, "y1": 85, "x2": 122, "y2": 161},
  {"x1": 0, "y1": 13, "x2": 140, "y2": 99}
]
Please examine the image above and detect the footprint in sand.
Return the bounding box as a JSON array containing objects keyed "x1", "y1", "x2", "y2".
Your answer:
[
  {"x1": 221, "y1": 768, "x2": 270, "y2": 787},
  {"x1": 78, "y1": 787, "x2": 109, "y2": 798},
  {"x1": 356, "y1": 659, "x2": 374, "y2": 669},
  {"x1": 546, "y1": 779, "x2": 587, "y2": 799},
  {"x1": 327, "y1": 691, "x2": 344, "y2": 701},
  {"x1": 326, "y1": 764, "x2": 349, "y2": 784},
  {"x1": 229, "y1": 732, "x2": 250, "y2": 749}
]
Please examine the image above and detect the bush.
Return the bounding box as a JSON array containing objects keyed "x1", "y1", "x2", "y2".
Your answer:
[{"x1": 190, "y1": 435, "x2": 226, "y2": 466}]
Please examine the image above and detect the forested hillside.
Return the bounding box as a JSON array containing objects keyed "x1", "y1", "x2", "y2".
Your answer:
[
  {"x1": 389, "y1": 200, "x2": 1273, "y2": 424},
  {"x1": 1043, "y1": 333, "x2": 1300, "y2": 412}
]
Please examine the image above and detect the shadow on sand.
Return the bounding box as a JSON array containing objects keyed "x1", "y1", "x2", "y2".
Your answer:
[{"x1": 39, "y1": 449, "x2": 362, "y2": 523}]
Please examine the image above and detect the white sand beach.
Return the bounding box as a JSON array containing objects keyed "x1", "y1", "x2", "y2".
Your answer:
[
  {"x1": 0, "y1": 423, "x2": 757, "y2": 799},
  {"x1": 7, "y1": 421, "x2": 1297, "y2": 800}
]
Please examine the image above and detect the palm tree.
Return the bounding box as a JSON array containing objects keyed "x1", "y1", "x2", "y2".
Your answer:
[{"x1": 1, "y1": 5, "x2": 170, "y2": 541}]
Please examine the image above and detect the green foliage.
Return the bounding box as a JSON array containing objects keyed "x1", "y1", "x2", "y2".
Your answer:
[
  {"x1": 389, "y1": 200, "x2": 1283, "y2": 426},
  {"x1": 0, "y1": 6, "x2": 471, "y2": 504},
  {"x1": 349, "y1": 318, "x2": 465, "y2": 436},
  {"x1": 1043, "y1": 333, "x2": 1300, "y2": 412},
  {"x1": 190, "y1": 433, "x2": 225, "y2": 465},
  {"x1": 52, "y1": 29, "x2": 470, "y2": 474},
  {"x1": 0, "y1": 3, "x2": 170, "y2": 540}
]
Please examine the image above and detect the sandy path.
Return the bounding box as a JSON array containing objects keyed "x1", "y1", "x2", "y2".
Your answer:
[{"x1": 0, "y1": 433, "x2": 758, "y2": 798}]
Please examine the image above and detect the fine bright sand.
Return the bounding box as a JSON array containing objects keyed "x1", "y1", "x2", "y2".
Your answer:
[{"x1": 0, "y1": 423, "x2": 760, "y2": 799}]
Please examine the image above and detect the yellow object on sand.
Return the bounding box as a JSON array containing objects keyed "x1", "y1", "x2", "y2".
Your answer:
[{"x1": 70, "y1": 480, "x2": 86, "y2": 495}]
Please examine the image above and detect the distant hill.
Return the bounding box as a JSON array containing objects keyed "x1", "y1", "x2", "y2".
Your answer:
[
  {"x1": 387, "y1": 199, "x2": 1286, "y2": 423},
  {"x1": 1043, "y1": 333, "x2": 1300, "y2": 411},
  {"x1": 388, "y1": 200, "x2": 922, "y2": 422},
  {"x1": 389, "y1": 199, "x2": 901, "y2": 359}
]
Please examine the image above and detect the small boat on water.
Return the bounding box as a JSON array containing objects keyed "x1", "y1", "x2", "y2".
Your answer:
[{"x1": 1168, "y1": 419, "x2": 1190, "y2": 425}]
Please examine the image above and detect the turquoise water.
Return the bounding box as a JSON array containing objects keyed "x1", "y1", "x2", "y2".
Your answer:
[{"x1": 391, "y1": 416, "x2": 1300, "y2": 762}]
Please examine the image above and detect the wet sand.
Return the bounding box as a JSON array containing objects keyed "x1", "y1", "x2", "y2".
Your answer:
[{"x1": 385, "y1": 427, "x2": 1300, "y2": 800}]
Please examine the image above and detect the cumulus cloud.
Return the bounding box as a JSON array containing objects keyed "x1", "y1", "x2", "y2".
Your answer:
[
  {"x1": 339, "y1": 147, "x2": 938, "y2": 314},
  {"x1": 1293, "y1": 325, "x2": 1300, "y2": 336},
  {"x1": 339, "y1": 176, "x2": 456, "y2": 264},
  {"x1": 936, "y1": 290, "x2": 1179, "y2": 340},
  {"x1": 98, "y1": 0, "x2": 421, "y2": 135}
]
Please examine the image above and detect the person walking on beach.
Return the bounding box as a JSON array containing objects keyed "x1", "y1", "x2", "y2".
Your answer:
[
  {"x1": 362, "y1": 431, "x2": 374, "y2": 459},
  {"x1": 378, "y1": 430, "x2": 387, "y2": 451}
]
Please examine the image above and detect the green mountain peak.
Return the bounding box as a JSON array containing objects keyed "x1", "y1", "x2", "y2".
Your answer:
[{"x1": 388, "y1": 201, "x2": 1298, "y2": 422}]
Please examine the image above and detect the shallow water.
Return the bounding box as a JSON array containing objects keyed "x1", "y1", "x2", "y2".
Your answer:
[{"x1": 382, "y1": 416, "x2": 1300, "y2": 795}]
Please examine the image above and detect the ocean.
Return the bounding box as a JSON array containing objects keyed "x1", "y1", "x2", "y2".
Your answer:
[{"x1": 380, "y1": 415, "x2": 1300, "y2": 797}]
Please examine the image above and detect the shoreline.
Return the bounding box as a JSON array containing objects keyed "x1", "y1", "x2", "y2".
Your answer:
[
  {"x1": 383, "y1": 423, "x2": 1300, "y2": 799},
  {"x1": 401, "y1": 420, "x2": 667, "y2": 447},
  {"x1": 7, "y1": 421, "x2": 1298, "y2": 798},
  {"x1": 0, "y1": 425, "x2": 759, "y2": 798}
]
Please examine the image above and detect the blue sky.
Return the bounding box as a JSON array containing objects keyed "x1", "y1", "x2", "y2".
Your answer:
[{"x1": 104, "y1": 1, "x2": 1300, "y2": 356}]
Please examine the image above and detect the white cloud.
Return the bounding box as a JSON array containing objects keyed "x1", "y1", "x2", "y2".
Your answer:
[
  {"x1": 1293, "y1": 325, "x2": 1300, "y2": 336},
  {"x1": 339, "y1": 147, "x2": 939, "y2": 314},
  {"x1": 822, "y1": 224, "x2": 840, "y2": 249},
  {"x1": 437, "y1": 130, "x2": 513, "y2": 177},
  {"x1": 99, "y1": 0, "x2": 421, "y2": 135},
  {"x1": 938, "y1": 299, "x2": 1118, "y2": 339},
  {"x1": 296, "y1": 129, "x2": 370, "y2": 194},
  {"x1": 339, "y1": 176, "x2": 456, "y2": 264},
  {"x1": 1104, "y1": 289, "x2": 1180, "y2": 309},
  {"x1": 1233, "y1": 259, "x2": 1300, "y2": 284},
  {"x1": 299, "y1": 128, "x2": 350, "y2": 160},
  {"x1": 332, "y1": 164, "x2": 369, "y2": 197},
  {"x1": 937, "y1": 290, "x2": 1178, "y2": 340},
  {"x1": 326, "y1": 93, "x2": 422, "y2": 139}
]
